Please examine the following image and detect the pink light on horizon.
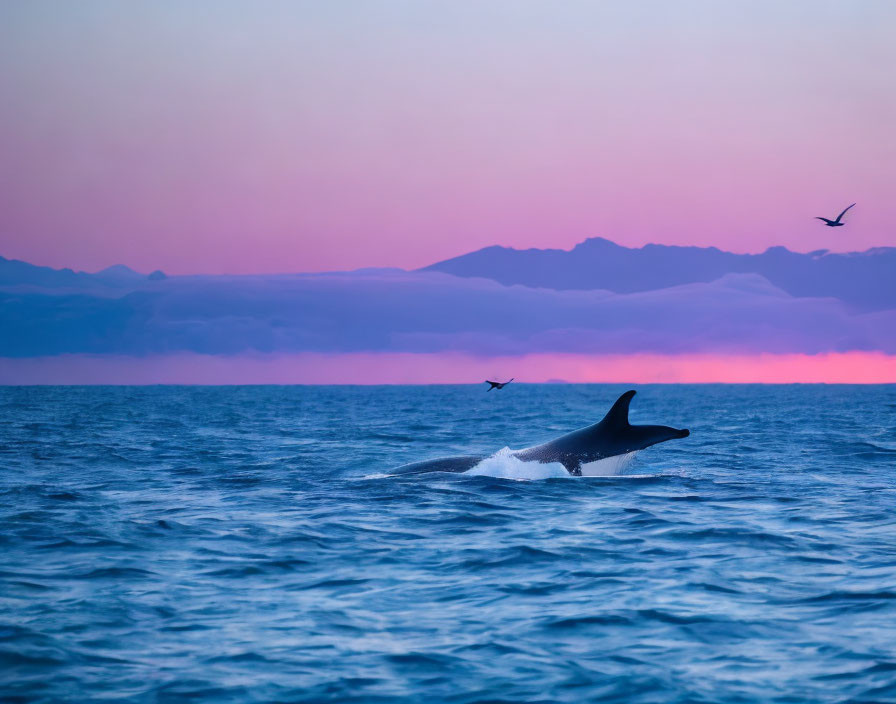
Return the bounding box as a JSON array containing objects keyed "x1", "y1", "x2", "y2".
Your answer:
[{"x1": 2, "y1": 352, "x2": 896, "y2": 385}]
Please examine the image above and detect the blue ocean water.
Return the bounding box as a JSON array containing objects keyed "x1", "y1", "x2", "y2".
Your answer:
[{"x1": 1, "y1": 384, "x2": 895, "y2": 703}]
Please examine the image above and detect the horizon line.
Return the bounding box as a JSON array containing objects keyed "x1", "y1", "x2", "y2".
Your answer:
[
  {"x1": 4, "y1": 236, "x2": 894, "y2": 279},
  {"x1": 3, "y1": 351, "x2": 896, "y2": 385}
]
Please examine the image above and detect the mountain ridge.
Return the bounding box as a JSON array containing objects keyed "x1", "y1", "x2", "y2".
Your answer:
[
  {"x1": 421, "y1": 237, "x2": 896, "y2": 311},
  {"x1": 0, "y1": 255, "x2": 160, "y2": 289},
  {"x1": 4, "y1": 235, "x2": 895, "y2": 311}
]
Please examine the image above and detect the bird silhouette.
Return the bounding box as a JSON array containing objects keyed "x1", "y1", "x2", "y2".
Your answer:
[
  {"x1": 485, "y1": 378, "x2": 513, "y2": 391},
  {"x1": 816, "y1": 203, "x2": 855, "y2": 227}
]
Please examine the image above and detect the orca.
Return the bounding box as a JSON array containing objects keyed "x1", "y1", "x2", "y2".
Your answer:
[{"x1": 393, "y1": 390, "x2": 689, "y2": 476}]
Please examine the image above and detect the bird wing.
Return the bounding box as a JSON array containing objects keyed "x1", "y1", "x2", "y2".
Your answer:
[{"x1": 836, "y1": 203, "x2": 856, "y2": 222}]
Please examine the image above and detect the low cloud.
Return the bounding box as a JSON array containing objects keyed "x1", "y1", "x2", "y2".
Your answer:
[{"x1": 2, "y1": 270, "x2": 895, "y2": 357}]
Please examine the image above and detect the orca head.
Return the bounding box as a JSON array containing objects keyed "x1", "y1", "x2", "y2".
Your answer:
[
  {"x1": 595, "y1": 390, "x2": 690, "y2": 453},
  {"x1": 622, "y1": 423, "x2": 690, "y2": 452}
]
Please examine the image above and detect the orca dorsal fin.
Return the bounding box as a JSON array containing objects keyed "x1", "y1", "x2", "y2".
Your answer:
[{"x1": 599, "y1": 390, "x2": 636, "y2": 428}]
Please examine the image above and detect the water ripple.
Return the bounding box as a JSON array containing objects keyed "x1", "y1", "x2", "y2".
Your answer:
[{"x1": 1, "y1": 384, "x2": 896, "y2": 703}]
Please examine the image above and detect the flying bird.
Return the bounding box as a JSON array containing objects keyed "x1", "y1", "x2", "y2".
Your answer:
[
  {"x1": 816, "y1": 203, "x2": 855, "y2": 227},
  {"x1": 485, "y1": 378, "x2": 513, "y2": 391}
]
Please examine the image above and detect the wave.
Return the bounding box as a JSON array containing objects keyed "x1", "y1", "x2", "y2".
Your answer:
[{"x1": 6, "y1": 385, "x2": 896, "y2": 703}]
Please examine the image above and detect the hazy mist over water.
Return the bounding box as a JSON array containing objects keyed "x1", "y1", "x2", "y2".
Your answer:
[{"x1": 2, "y1": 384, "x2": 896, "y2": 702}]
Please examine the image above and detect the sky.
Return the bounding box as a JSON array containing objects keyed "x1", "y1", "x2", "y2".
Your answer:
[
  {"x1": 1, "y1": 1, "x2": 894, "y2": 275},
  {"x1": 3, "y1": 352, "x2": 896, "y2": 385}
]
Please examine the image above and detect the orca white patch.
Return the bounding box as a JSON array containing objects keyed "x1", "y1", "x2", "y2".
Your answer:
[{"x1": 578, "y1": 451, "x2": 638, "y2": 477}]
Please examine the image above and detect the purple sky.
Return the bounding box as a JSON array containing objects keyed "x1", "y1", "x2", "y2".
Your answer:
[{"x1": 1, "y1": 1, "x2": 894, "y2": 275}]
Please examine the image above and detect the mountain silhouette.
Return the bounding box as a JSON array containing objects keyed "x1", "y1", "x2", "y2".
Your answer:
[
  {"x1": 2, "y1": 246, "x2": 896, "y2": 358},
  {"x1": 421, "y1": 238, "x2": 896, "y2": 311},
  {"x1": 0, "y1": 256, "x2": 161, "y2": 288}
]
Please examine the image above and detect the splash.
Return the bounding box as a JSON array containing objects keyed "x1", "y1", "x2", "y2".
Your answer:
[
  {"x1": 463, "y1": 448, "x2": 571, "y2": 480},
  {"x1": 462, "y1": 448, "x2": 639, "y2": 479}
]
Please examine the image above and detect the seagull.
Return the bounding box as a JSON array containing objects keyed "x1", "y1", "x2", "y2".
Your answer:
[
  {"x1": 816, "y1": 203, "x2": 855, "y2": 227},
  {"x1": 485, "y1": 378, "x2": 513, "y2": 391}
]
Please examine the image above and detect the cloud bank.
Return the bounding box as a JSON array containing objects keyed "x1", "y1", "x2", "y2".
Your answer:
[{"x1": 2, "y1": 269, "x2": 895, "y2": 358}]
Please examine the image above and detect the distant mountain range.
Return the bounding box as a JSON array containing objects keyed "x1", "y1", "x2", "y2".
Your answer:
[
  {"x1": 2, "y1": 239, "x2": 895, "y2": 358},
  {"x1": 423, "y1": 238, "x2": 896, "y2": 311},
  {"x1": 0, "y1": 255, "x2": 166, "y2": 289}
]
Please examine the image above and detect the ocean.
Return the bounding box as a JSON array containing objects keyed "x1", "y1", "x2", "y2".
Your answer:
[{"x1": 1, "y1": 384, "x2": 895, "y2": 703}]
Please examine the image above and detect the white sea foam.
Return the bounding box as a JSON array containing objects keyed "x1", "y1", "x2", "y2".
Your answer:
[
  {"x1": 463, "y1": 448, "x2": 639, "y2": 479},
  {"x1": 462, "y1": 447, "x2": 570, "y2": 480}
]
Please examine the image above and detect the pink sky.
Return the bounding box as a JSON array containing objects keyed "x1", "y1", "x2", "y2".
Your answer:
[
  {"x1": 1, "y1": 2, "x2": 895, "y2": 275},
  {"x1": 3, "y1": 352, "x2": 896, "y2": 385}
]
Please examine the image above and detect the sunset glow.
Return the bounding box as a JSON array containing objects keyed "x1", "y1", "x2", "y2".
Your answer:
[
  {"x1": 2, "y1": 2, "x2": 895, "y2": 384},
  {"x1": 3, "y1": 352, "x2": 896, "y2": 385}
]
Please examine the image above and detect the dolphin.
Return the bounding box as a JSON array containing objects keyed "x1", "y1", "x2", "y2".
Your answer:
[{"x1": 393, "y1": 390, "x2": 689, "y2": 476}]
